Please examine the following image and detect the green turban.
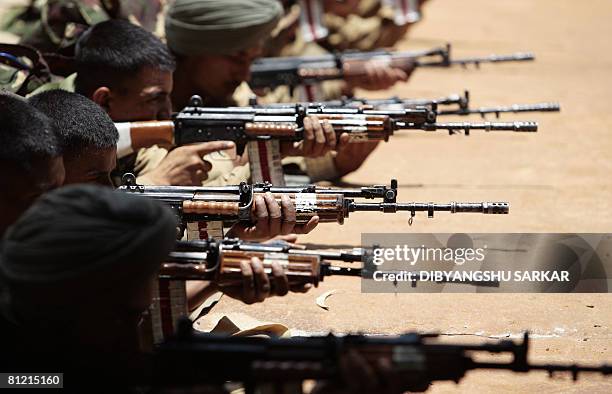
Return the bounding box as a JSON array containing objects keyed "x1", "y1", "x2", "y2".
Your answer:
[{"x1": 165, "y1": 0, "x2": 283, "y2": 56}]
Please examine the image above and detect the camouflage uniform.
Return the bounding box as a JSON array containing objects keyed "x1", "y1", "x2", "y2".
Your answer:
[
  {"x1": 1, "y1": 0, "x2": 170, "y2": 95},
  {"x1": 263, "y1": 0, "x2": 420, "y2": 181},
  {"x1": 256, "y1": 4, "x2": 352, "y2": 182},
  {"x1": 0, "y1": 0, "x2": 169, "y2": 55},
  {"x1": 0, "y1": 43, "x2": 54, "y2": 94},
  {"x1": 322, "y1": 0, "x2": 410, "y2": 52}
]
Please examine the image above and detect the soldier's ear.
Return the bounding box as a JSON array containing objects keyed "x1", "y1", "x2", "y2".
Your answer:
[{"x1": 92, "y1": 87, "x2": 112, "y2": 113}]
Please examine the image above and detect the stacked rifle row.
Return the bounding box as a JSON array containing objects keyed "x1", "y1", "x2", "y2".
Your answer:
[
  {"x1": 109, "y1": 45, "x2": 611, "y2": 391},
  {"x1": 114, "y1": 43, "x2": 559, "y2": 157},
  {"x1": 115, "y1": 90, "x2": 549, "y2": 157},
  {"x1": 130, "y1": 238, "x2": 612, "y2": 389}
]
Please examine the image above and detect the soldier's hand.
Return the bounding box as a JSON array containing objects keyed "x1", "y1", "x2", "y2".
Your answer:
[
  {"x1": 346, "y1": 60, "x2": 411, "y2": 91},
  {"x1": 219, "y1": 257, "x2": 312, "y2": 304},
  {"x1": 281, "y1": 115, "x2": 336, "y2": 158},
  {"x1": 333, "y1": 138, "x2": 381, "y2": 177},
  {"x1": 145, "y1": 141, "x2": 235, "y2": 185},
  {"x1": 227, "y1": 193, "x2": 319, "y2": 241},
  {"x1": 311, "y1": 349, "x2": 406, "y2": 394}
]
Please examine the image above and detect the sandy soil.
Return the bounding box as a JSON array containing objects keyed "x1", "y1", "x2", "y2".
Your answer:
[
  {"x1": 1, "y1": 0, "x2": 610, "y2": 392},
  {"x1": 209, "y1": 1, "x2": 612, "y2": 392}
]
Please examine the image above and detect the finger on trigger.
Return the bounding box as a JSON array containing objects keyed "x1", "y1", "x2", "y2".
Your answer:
[{"x1": 194, "y1": 141, "x2": 235, "y2": 156}]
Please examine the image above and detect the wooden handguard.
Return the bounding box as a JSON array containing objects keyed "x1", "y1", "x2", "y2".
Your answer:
[
  {"x1": 218, "y1": 250, "x2": 321, "y2": 287},
  {"x1": 316, "y1": 115, "x2": 392, "y2": 142},
  {"x1": 343, "y1": 57, "x2": 415, "y2": 77},
  {"x1": 245, "y1": 122, "x2": 298, "y2": 137},
  {"x1": 298, "y1": 67, "x2": 342, "y2": 79},
  {"x1": 182, "y1": 201, "x2": 241, "y2": 215},
  {"x1": 316, "y1": 114, "x2": 388, "y2": 126},
  {"x1": 159, "y1": 263, "x2": 212, "y2": 279},
  {"x1": 181, "y1": 193, "x2": 346, "y2": 223}
]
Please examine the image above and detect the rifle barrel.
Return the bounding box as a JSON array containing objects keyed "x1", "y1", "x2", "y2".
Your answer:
[
  {"x1": 322, "y1": 264, "x2": 363, "y2": 277},
  {"x1": 396, "y1": 121, "x2": 538, "y2": 132},
  {"x1": 348, "y1": 202, "x2": 509, "y2": 215},
  {"x1": 417, "y1": 52, "x2": 535, "y2": 67},
  {"x1": 439, "y1": 103, "x2": 561, "y2": 116}
]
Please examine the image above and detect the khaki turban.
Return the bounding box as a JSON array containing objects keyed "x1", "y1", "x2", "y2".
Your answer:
[{"x1": 165, "y1": 0, "x2": 283, "y2": 56}]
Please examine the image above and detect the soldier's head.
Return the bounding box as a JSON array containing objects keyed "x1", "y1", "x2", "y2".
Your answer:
[
  {"x1": 0, "y1": 91, "x2": 65, "y2": 235},
  {"x1": 29, "y1": 90, "x2": 119, "y2": 187},
  {"x1": 74, "y1": 19, "x2": 176, "y2": 121},
  {"x1": 166, "y1": 0, "x2": 282, "y2": 108},
  {"x1": 0, "y1": 185, "x2": 177, "y2": 354}
]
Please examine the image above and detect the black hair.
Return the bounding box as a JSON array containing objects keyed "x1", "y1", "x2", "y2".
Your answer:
[
  {"x1": 74, "y1": 19, "x2": 176, "y2": 97},
  {"x1": 0, "y1": 90, "x2": 61, "y2": 170},
  {"x1": 28, "y1": 90, "x2": 119, "y2": 154}
]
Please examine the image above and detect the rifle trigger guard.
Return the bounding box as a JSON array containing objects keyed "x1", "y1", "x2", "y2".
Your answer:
[{"x1": 408, "y1": 210, "x2": 415, "y2": 226}]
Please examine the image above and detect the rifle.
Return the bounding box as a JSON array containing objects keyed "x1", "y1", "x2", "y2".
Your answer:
[
  {"x1": 154, "y1": 324, "x2": 611, "y2": 392},
  {"x1": 161, "y1": 238, "x2": 369, "y2": 287},
  {"x1": 255, "y1": 90, "x2": 561, "y2": 119},
  {"x1": 345, "y1": 91, "x2": 560, "y2": 118},
  {"x1": 114, "y1": 96, "x2": 537, "y2": 158},
  {"x1": 250, "y1": 43, "x2": 534, "y2": 90},
  {"x1": 166, "y1": 238, "x2": 501, "y2": 288},
  {"x1": 118, "y1": 173, "x2": 509, "y2": 226}
]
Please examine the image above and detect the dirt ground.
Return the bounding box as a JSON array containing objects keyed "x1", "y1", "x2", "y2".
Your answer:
[
  {"x1": 208, "y1": 1, "x2": 612, "y2": 392},
  {"x1": 1, "y1": 0, "x2": 611, "y2": 392}
]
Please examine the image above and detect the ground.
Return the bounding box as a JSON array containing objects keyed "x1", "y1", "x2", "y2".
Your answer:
[
  {"x1": 209, "y1": 1, "x2": 612, "y2": 392},
  {"x1": 1, "y1": 0, "x2": 610, "y2": 392}
]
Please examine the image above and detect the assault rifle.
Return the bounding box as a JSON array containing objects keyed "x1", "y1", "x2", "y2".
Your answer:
[
  {"x1": 114, "y1": 95, "x2": 537, "y2": 158},
  {"x1": 164, "y1": 239, "x2": 501, "y2": 288},
  {"x1": 118, "y1": 173, "x2": 509, "y2": 226},
  {"x1": 257, "y1": 90, "x2": 561, "y2": 119},
  {"x1": 162, "y1": 238, "x2": 369, "y2": 287},
  {"x1": 250, "y1": 43, "x2": 534, "y2": 90},
  {"x1": 154, "y1": 324, "x2": 611, "y2": 392}
]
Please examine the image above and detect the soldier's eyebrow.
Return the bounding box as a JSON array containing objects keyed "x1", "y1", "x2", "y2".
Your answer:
[
  {"x1": 141, "y1": 88, "x2": 169, "y2": 100},
  {"x1": 141, "y1": 84, "x2": 169, "y2": 96}
]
